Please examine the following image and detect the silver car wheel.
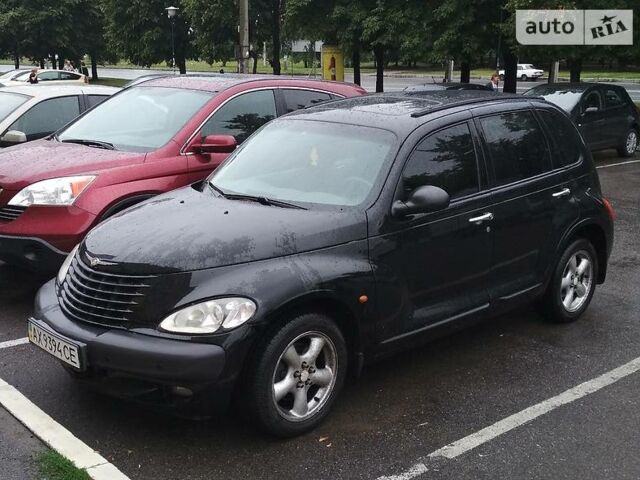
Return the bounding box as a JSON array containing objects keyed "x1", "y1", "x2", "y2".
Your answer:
[
  {"x1": 560, "y1": 250, "x2": 594, "y2": 313},
  {"x1": 626, "y1": 130, "x2": 638, "y2": 154},
  {"x1": 272, "y1": 331, "x2": 338, "y2": 422}
]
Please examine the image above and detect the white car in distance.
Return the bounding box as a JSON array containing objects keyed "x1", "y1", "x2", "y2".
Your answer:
[{"x1": 499, "y1": 64, "x2": 544, "y2": 81}]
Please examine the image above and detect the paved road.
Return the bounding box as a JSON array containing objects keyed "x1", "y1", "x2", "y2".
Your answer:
[
  {"x1": 0, "y1": 151, "x2": 639, "y2": 479},
  {"x1": 1, "y1": 64, "x2": 639, "y2": 99}
]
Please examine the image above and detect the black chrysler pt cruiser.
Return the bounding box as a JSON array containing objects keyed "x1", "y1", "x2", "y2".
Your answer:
[{"x1": 30, "y1": 92, "x2": 614, "y2": 437}]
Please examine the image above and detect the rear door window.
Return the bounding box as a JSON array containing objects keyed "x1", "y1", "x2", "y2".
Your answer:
[
  {"x1": 402, "y1": 122, "x2": 479, "y2": 200},
  {"x1": 201, "y1": 90, "x2": 276, "y2": 144},
  {"x1": 537, "y1": 109, "x2": 583, "y2": 167},
  {"x1": 86, "y1": 95, "x2": 110, "y2": 109},
  {"x1": 9, "y1": 96, "x2": 80, "y2": 139},
  {"x1": 282, "y1": 89, "x2": 332, "y2": 113},
  {"x1": 603, "y1": 88, "x2": 624, "y2": 109},
  {"x1": 479, "y1": 110, "x2": 552, "y2": 186},
  {"x1": 59, "y1": 72, "x2": 81, "y2": 81}
]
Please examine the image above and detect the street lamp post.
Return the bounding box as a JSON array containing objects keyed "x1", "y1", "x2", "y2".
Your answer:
[{"x1": 165, "y1": 6, "x2": 179, "y2": 74}]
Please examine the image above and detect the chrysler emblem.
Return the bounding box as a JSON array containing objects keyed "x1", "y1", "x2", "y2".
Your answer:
[{"x1": 85, "y1": 253, "x2": 116, "y2": 267}]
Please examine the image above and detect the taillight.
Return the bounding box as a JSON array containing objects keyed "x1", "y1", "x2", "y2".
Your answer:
[{"x1": 602, "y1": 197, "x2": 616, "y2": 221}]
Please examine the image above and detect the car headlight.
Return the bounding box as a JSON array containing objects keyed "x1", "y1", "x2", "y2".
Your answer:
[
  {"x1": 57, "y1": 244, "x2": 79, "y2": 285},
  {"x1": 8, "y1": 175, "x2": 96, "y2": 207},
  {"x1": 159, "y1": 297, "x2": 257, "y2": 334}
]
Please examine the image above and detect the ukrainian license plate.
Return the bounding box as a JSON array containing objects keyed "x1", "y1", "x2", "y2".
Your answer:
[{"x1": 28, "y1": 320, "x2": 83, "y2": 370}]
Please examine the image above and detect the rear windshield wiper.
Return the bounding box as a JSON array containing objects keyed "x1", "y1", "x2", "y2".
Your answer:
[{"x1": 60, "y1": 138, "x2": 115, "y2": 150}]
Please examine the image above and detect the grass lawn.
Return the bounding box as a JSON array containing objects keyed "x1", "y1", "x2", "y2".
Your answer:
[
  {"x1": 36, "y1": 450, "x2": 91, "y2": 480},
  {"x1": 90, "y1": 77, "x2": 128, "y2": 87}
]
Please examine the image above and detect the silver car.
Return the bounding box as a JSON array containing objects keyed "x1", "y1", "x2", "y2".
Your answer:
[{"x1": 0, "y1": 85, "x2": 120, "y2": 147}]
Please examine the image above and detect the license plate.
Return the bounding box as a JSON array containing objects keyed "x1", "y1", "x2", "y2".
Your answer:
[{"x1": 28, "y1": 320, "x2": 83, "y2": 370}]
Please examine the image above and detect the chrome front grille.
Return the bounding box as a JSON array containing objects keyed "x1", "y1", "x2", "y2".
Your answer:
[
  {"x1": 0, "y1": 205, "x2": 27, "y2": 221},
  {"x1": 58, "y1": 254, "x2": 157, "y2": 328}
]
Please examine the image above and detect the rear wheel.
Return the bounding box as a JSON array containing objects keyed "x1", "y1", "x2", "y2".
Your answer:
[
  {"x1": 540, "y1": 239, "x2": 597, "y2": 323},
  {"x1": 244, "y1": 312, "x2": 347, "y2": 437},
  {"x1": 617, "y1": 128, "x2": 638, "y2": 157},
  {"x1": 499, "y1": 74, "x2": 504, "y2": 81},
  {"x1": 521, "y1": 74, "x2": 528, "y2": 81}
]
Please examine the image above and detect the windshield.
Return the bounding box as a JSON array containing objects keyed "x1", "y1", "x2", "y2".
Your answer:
[
  {"x1": 523, "y1": 86, "x2": 582, "y2": 112},
  {"x1": 0, "y1": 92, "x2": 30, "y2": 123},
  {"x1": 210, "y1": 120, "x2": 397, "y2": 207},
  {"x1": 58, "y1": 86, "x2": 214, "y2": 152},
  {"x1": 0, "y1": 70, "x2": 26, "y2": 80}
]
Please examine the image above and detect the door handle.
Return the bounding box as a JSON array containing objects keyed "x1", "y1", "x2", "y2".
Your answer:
[
  {"x1": 552, "y1": 188, "x2": 571, "y2": 198},
  {"x1": 468, "y1": 212, "x2": 494, "y2": 223}
]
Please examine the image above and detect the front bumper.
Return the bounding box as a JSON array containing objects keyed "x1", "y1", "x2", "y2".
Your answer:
[
  {"x1": 0, "y1": 234, "x2": 67, "y2": 272},
  {"x1": 0, "y1": 204, "x2": 97, "y2": 270},
  {"x1": 33, "y1": 280, "x2": 234, "y2": 409}
]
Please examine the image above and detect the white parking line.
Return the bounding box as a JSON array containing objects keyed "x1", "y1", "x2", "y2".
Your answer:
[
  {"x1": 0, "y1": 337, "x2": 29, "y2": 349},
  {"x1": 377, "y1": 355, "x2": 640, "y2": 480},
  {"x1": 596, "y1": 159, "x2": 640, "y2": 169},
  {"x1": 0, "y1": 376, "x2": 130, "y2": 480}
]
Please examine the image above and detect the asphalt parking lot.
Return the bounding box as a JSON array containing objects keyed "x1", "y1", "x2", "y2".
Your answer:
[{"x1": 1, "y1": 151, "x2": 639, "y2": 479}]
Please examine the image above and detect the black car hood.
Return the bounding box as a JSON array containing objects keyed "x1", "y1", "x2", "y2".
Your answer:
[{"x1": 83, "y1": 184, "x2": 367, "y2": 274}]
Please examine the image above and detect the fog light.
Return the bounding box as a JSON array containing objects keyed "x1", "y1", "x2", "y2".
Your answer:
[{"x1": 170, "y1": 386, "x2": 193, "y2": 398}]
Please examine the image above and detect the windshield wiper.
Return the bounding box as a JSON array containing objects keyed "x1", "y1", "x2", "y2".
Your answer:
[
  {"x1": 60, "y1": 138, "x2": 115, "y2": 150},
  {"x1": 207, "y1": 181, "x2": 306, "y2": 209}
]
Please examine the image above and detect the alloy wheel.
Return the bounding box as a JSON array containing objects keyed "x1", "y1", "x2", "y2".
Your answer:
[
  {"x1": 626, "y1": 131, "x2": 638, "y2": 155},
  {"x1": 560, "y1": 250, "x2": 594, "y2": 313},
  {"x1": 272, "y1": 331, "x2": 338, "y2": 422}
]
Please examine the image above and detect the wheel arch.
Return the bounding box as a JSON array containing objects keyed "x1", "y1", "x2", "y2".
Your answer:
[
  {"x1": 561, "y1": 222, "x2": 609, "y2": 284},
  {"x1": 99, "y1": 192, "x2": 160, "y2": 221},
  {"x1": 262, "y1": 291, "x2": 364, "y2": 374}
]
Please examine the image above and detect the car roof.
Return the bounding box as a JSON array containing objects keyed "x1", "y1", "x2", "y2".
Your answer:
[
  {"x1": 139, "y1": 74, "x2": 363, "y2": 93},
  {"x1": 0, "y1": 84, "x2": 120, "y2": 99},
  {"x1": 285, "y1": 91, "x2": 534, "y2": 134},
  {"x1": 532, "y1": 82, "x2": 603, "y2": 92}
]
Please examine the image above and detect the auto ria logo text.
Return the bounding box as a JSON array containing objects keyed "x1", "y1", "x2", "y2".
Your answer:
[{"x1": 516, "y1": 9, "x2": 633, "y2": 45}]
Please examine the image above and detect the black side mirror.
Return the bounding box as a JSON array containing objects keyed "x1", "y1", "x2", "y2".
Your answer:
[{"x1": 392, "y1": 185, "x2": 450, "y2": 217}]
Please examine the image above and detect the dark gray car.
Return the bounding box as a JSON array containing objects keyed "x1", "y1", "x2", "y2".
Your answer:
[{"x1": 524, "y1": 83, "x2": 639, "y2": 156}]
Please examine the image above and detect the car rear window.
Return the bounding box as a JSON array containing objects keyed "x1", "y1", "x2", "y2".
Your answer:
[
  {"x1": 537, "y1": 109, "x2": 583, "y2": 167},
  {"x1": 479, "y1": 110, "x2": 552, "y2": 186}
]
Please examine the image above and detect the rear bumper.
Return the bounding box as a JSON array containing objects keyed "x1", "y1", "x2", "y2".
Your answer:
[{"x1": 33, "y1": 280, "x2": 234, "y2": 409}]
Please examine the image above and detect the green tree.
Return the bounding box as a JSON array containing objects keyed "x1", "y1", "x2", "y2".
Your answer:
[{"x1": 102, "y1": 0, "x2": 193, "y2": 73}]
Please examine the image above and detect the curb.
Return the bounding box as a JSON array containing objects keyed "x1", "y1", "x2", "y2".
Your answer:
[{"x1": 0, "y1": 377, "x2": 130, "y2": 480}]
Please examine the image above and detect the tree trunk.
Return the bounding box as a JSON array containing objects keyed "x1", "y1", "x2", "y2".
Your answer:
[
  {"x1": 39, "y1": 58, "x2": 44, "y2": 68},
  {"x1": 460, "y1": 61, "x2": 471, "y2": 83},
  {"x1": 502, "y1": 50, "x2": 518, "y2": 93},
  {"x1": 373, "y1": 45, "x2": 384, "y2": 92},
  {"x1": 13, "y1": 42, "x2": 19, "y2": 69},
  {"x1": 352, "y1": 42, "x2": 361, "y2": 86},
  {"x1": 569, "y1": 58, "x2": 582, "y2": 82},
  {"x1": 270, "y1": 0, "x2": 282, "y2": 75},
  {"x1": 90, "y1": 53, "x2": 98, "y2": 80},
  {"x1": 178, "y1": 56, "x2": 186, "y2": 74},
  {"x1": 251, "y1": 51, "x2": 258, "y2": 74}
]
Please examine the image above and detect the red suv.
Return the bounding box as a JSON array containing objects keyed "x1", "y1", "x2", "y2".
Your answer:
[{"x1": 0, "y1": 76, "x2": 366, "y2": 271}]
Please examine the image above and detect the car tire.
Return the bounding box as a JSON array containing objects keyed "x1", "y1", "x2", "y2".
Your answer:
[
  {"x1": 499, "y1": 74, "x2": 504, "y2": 81},
  {"x1": 243, "y1": 312, "x2": 348, "y2": 437},
  {"x1": 540, "y1": 238, "x2": 598, "y2": 323},
  {"x1": 617, "y1": 128, "x2": 638, "y2": 157},
  {"x1": 521, "y1": 74, "x2": 528, "y2": 81}
]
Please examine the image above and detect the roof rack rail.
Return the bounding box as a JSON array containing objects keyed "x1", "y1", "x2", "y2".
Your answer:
[{"x1": 410, "y1": 95, "x2": 528, "y2": 118}]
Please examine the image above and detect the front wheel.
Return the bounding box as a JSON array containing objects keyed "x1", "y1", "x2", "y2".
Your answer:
[
  {"x1": 243, "y1": 313, "x2": 348, "y2": 437},
  {"x1": 540, "y1": 239, "x2": 598, "y2": 323},
  {"x1": 521, "y1": 74, "x2": 528, "y2": 81},
  {"x1": 499, "y1": 74, "x2": 504, "y2": 81},
  {"x1": 617, "y1": 129, "x2": 638, "y2": 157}
]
